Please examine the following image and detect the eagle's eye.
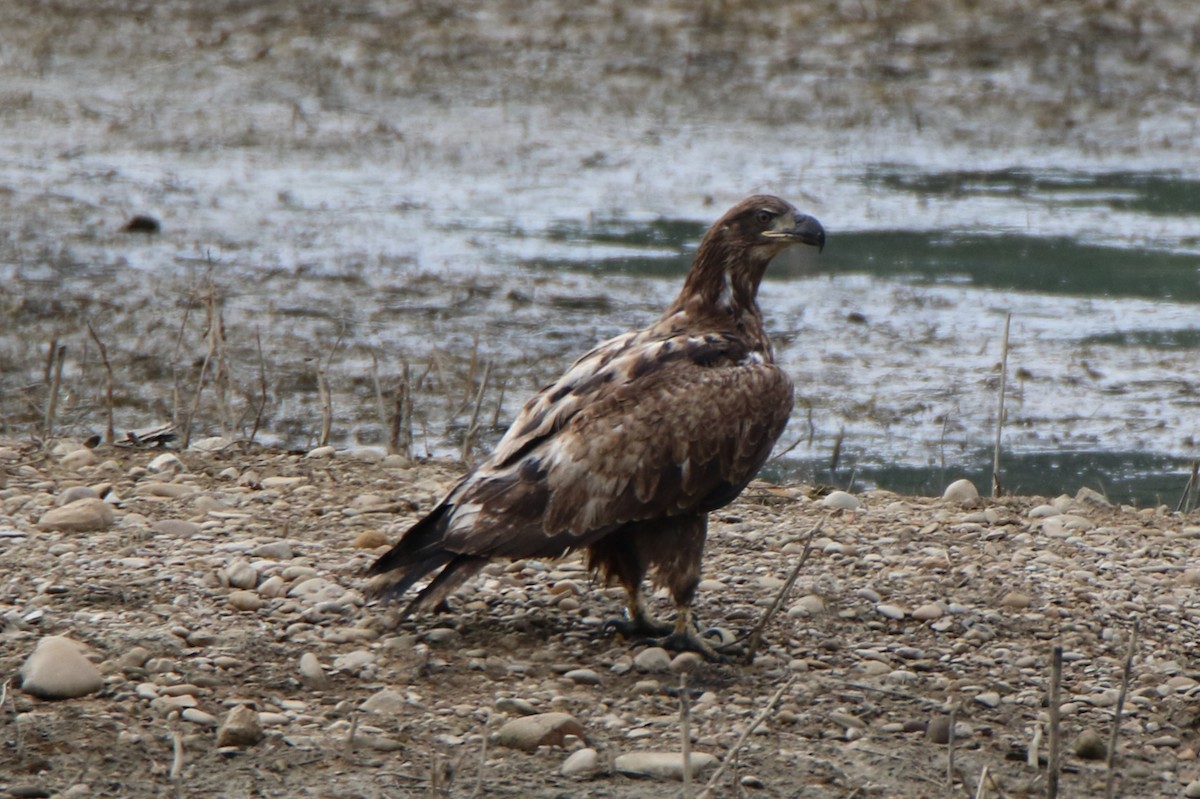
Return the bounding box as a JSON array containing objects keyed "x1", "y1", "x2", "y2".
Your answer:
[{"x1": 754, "y1": 210, "x2": 774, "y2": 225}]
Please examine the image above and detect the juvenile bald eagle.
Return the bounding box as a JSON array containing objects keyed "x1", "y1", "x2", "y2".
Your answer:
[{"x1": 368, "y1": 195, "x2": 825, "y2": 658}]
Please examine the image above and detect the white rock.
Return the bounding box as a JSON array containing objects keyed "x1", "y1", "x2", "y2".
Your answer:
[
  {"x1": 614, "y1": 751, "x2": 718, "y2": 780},
  {"x1": 288, "y1": 577, "x2": 346, "y2": 603},
  {"x1": 19, "y1": 636, "x2": 104, "y2": 699},
  {"x1": 1028, "y1": 504, "x2": 1060, "y2": 518},
  {"x1": 788, "y1": 594, "x2": 826, "y2": 617},
  {"x1": 912, "y1": 602, "x2": 944, "y2": 621},
  {"x1": 876, "y1": 603, "x2": 906, "y2": 620},
  {"x1": 262, "y1": 476, "x2": 306, "y2": 489},
  {"x1": 974, "y1": 691, "x2": 1001, "y2": 708},
  {"x1": 299, "y1": 652, "x2": 329, "y2": 687},
  {"x1": 37, "y1": 499, "x2": 114, "y2": 532},
  {"x1": 305, "y1": 445, "x2": 336, "y2": 459},
  {"x1": 147, "y1": 453, "x2": 185, "y2": 473},
  {"x1": 633, "y1": 647, "x2": 672, "y2": 673},
  {"x1": 821, "y1": 491, "x2": 861, "y2": 510},
  {"x1": 182, "y1": 708, "x2": 218, "y2": 726},
  {"x1": 942, "y1": 479, "x2": 979, "y2": 503},
  {"x1": 191, "y1": 436, "x2": 233, "y2": 453},
  {"x1": 561, "y1": 747, "x2": 600, "y2": 778},
  {"x1": 333, "y1": 650, "x2": 375, "y2": 672},
  {"x1": 60, "y1": 448, "x2": 98, "y2": 469}
]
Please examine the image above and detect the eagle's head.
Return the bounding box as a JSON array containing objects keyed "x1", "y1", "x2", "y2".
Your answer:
[{"x1": 715, "y1": 195, "x2": 825, "y2": 260}]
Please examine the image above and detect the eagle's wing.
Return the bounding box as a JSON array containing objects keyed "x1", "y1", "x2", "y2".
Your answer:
[{"x1": 438, "y1": 330, "x2": 794, "y2": 558}]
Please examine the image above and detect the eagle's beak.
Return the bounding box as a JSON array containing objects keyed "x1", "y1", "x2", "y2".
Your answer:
[
  {"x1": 787, "y1": 214, "x2": 825, "y2": 252},
  {"x1": 763, "y1": 214, "x2": 825, "y2": 252}
]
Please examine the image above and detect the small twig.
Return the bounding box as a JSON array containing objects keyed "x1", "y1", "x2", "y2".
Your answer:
[
  {"x1": 460, "y1": 360, "x2": 492, "y2": 464},
  {"x1": 1047, "y1": 646, "x2": 1063, "y2": 799},
  {"x1": 43, "y1": 342, "x2": 66, "y2": 438},
  {"x1": 947, "y1": 707, "x2": 957, "y2": 794},
  {"x1": 680, "y1": 673, "x2": 694, "y2": 798},
  {"x1": 389, "y1": 359, "x2": 414, "y2": 459},
  {"x1": 86, "y1": 322, "x2": 115, "y2": 445},
  {"x1": 992, "y1": 312, "x2": 1012, "y2": 498},
  {"x1": 697, "y1": 674, "x2": 795, "y2": 799},
  {"x1": 743, "y1": 515, "x2": 826, "y2": 660},
  {"x1": 317, "y1": 327, "x2": 347, "y2": 448},
  {"x1": 469, "y1": 714, "x2": 490, "y2": 799},
  {"x1": 344, "y1": 711, "x2": 358, "y2": 756},
  {"x1": 969, "y1": 758, "x2": 988, "y2": 796},
  {"x1": 1176, "y1": 459, "x2": 1199, "y2": 514},
  {"x1": 829, "y1": 426, "x2": 845, "y2": 477},
  {"x1": 248, "y1": 327, "x2": 269, "y2": 445},
  {"x1": 1104, "y1": 624, "x2": 1138, "y2": 799},
  {"x1": 169, "y1": 722, "x2": 185, "y2": 791}
]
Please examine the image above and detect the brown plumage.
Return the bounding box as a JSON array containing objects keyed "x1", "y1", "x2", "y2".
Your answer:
[{"x1": 367, "y1": 195, "x2": 825, "y2": 657}]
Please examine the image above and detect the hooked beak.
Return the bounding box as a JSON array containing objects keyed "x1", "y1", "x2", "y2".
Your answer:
[{"x1": 763, "y1": 214, "x2": 826, "y2": 252}]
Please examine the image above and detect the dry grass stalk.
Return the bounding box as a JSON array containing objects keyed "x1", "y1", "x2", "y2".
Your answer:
[
  {"x1": 86, "y1": 322, "x2": 116, "y2": 445},
  {"x1": 696, "y1": 673, "x2": 795, "y2": 799},
  {"x1": 974, "y1": 765, "x2": 990, "y2": 799},
  {"x1": 1047, "y1": 645, "x2": 1063, "y2": 799},
  {"x1": 460, "y1": 360, "x2": 493, "y2": 464},
  {"x1": 1104, "y1": 624, "x2": 1138, "y2": 799},
  {"x1": 946, "y1": 706, "x2": 957, "y2": 794},
  {"x1": 169, "y1": 722, "x2": 185, "y2": 785},
  {"x1": 468, "y1": 714, "x2": 490, "y2": 799},
  {"x1": 43, "y1": 341, "x2": 66, "y2": 438},
  {"x1": 743, "y1": 514, "x2": 826, "y2": 661},
  {"x1": 248, "y1": 328, "x2": 269, "y2": 445},
  {"x1": 389, "y1": 359, "x2": 414, "y2": 459},
  {"x1": 679, "y1": 673, "x2": 693, "y2": 798},
  {"x1": 992, "y1": 312, "x2": 1012, "y2": 497},
  {"x1": 1176, "y1": 459, "x2": 1199, "y2": 513}
]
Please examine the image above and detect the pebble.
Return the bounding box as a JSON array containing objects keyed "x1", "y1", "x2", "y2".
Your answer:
[
  {"x1": 262, "y1": 476, "x2": 305, "y2": 489},
  {"x1": 1000, "y1": 591, "x2": 1033, "y2": 609},
  {"x1": 19, "y1": 636, "x2": 104, "y2": 699},
  {"x1": 495, "y1": 712, "x2": 586, "y2": 751},
  {"x1": 299, "y1": 653, "x2": 329, "y2": 687},
  {"x1": 181, "y1": 708, "x2": 218, "y2": 726},
  {"x1": 974, "y1": 691, "x2": 1001, "y2": 708},
  {"x1": 191, "y1": 436, "x2": 233, "y2": 452},
  {"x1": 1184, "y1": 781, "x2": 1200, "y2": 798},
  {"x1": 362, "y1": 689, "x2": 408, "y2": 714},
  {"x1": 614, "y1": 751, "x2": 717, "y2": 780},
  {"x1": 229, "y1": 590, "x2": 266, "y2": 611},
  {"x1": 821, "y1": 491, "x2": 861, "y2": 510},
  {"x1": 912, "y1": 602, "x2": 944, "y2": 621},
  {"x1": 788, "y1": 594, "x2": 826, "y2": 617},
  {"x1": 56, "y1": 485, "x2": 99, "y2": 505},
  {"x1": 61, "y1": 448, "x2": 98, "y2": 469},
  {"x1": 353, "y1": 530, "x2": 389, "y2": 548},
  {"x1": 305, "y1": 445, "x2": 336, "y2": 459},
  {"x1": 633, "y1": 647, "x2": 672, "y2": 673},
  {"x1": 225, "y1": 559, "x2": 259, "y2": 590},
  {"x1": 561, "y1": 747, "x2": 601, "y2": 778},
  {"x1": 876, "y1": 603, "x2": 906, "y2": 620},
  {"x1": 670, "y1": 652, "x2": 703, "y2": 673},
  {"x1": 252, "y1": 541, "x2": 294, "y2": 560},
  {"x1": 495, "y1": 697, "x2": 539, "y2": 716},
  {"x1": 147, "y1": 452, "x2": 184, "y2": 473},
  {"x1": 1074, "y1": 728, "x2": 1107, "y2": 760},
  {"x1": 424, "y1": 627, "x2": 461, "y2": 645},
  {"x1": 36, "y1": 498, "x2": 114, "y2": 532},
  {"x1": 564, "y1": 668, "x2": 601, "y2": 685},
  {"x1": 333, "y1": 650, "x2": 375, "y2": 672},
  {"x1": 942, "y1": 478, "x2": 979, "y2": 503},
  {"x1": 216, "y1": 704, "x2": 264, "y2": 747},
  {"x1": 152, "y1": 519, "x2": 202, "y2": 537}
]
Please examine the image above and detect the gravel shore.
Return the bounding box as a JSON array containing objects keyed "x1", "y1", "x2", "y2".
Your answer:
[{"x1": 2, "y1": 438, "x2": 1198, "y2": 798}]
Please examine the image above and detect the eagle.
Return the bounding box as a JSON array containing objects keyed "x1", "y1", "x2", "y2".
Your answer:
[{"x1": 368, "y1": 195, "x2": 825, "y2": 658}]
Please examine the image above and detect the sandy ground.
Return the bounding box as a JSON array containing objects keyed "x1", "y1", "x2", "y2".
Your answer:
[{"x1": 2, "y1": 439, "x2": 1199, "y2": 798}]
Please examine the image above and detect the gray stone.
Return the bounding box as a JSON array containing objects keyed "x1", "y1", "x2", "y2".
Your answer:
[
  {"x1": 495, "y1": 697, "x2": 538, "y2": 716},
  {"x1": 614, "y1": 751, "x2": 718, "y2": 780},
  {"x1": 633, "y1": 647, "x2": 672, "y2": 673},
  {"x1": 37, "y1": 499, "x2": 114, "y2": 532},
  {"x1": 495, "y1": 712, "x2": 586, "y2": 751},
  {"x1": 1074, "y1": 728, "x2": 1107, "y2": 760},
  {"x1": 61, "y1": 448, "x2": 98, "y2": 469},
  {"x1": 362, "y1": 688, "x2": 407, "y2": 714},
  {"x1": 147, "y1": 452, "x2": 185, "y2": 473},
  {"x1": 225, "y1": 559, "x2": 258, "y2": 590},
  {"x1": 216, "y1": 704, "x2": 263, "y2": 747},
  {"x1": 561, "y1": 747, "x2": 601, "y2": 778},
  {"x1": 305, "y1": 445, "x2": 336, "y2": 459},
  {"x1": 229, "y1": 590, "x2": 266, "y2": 611},
  {"x1": 299, "y1": 652, "x2": 328, "y2": 687},
  {"x1": 57, "y1": 485, "x2": 99, "y2": 505},
  {"x1": 19, "y1": 635, "x2": 104, "y2": 699},
  {"x1": 564, "y1": 668, "x2": 601, "y2": 685},
  {"x1": 152, "y1": 519, "x2": 202, "y2": 537}
]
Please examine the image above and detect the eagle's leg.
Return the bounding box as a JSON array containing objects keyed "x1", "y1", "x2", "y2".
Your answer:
[
  {"x1": 588, "y1": 525, "x2": 672, "y2": 637},
  {"x1": 650, "y1": 514, "x2": 742, "y2": 662}
]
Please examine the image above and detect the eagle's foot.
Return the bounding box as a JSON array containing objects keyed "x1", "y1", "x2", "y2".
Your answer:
[{"x1": 604, "y1": 615, "x2": 674, "y2": 639}]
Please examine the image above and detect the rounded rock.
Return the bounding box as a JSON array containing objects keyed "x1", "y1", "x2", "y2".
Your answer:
[
  {"x1": 633, "y1": 647, "x2": 672, "y2": 673},
  {"x1": 614, "y1": 751, "x2": 717, "y2": 780},
  {"x1": 561, "y1": 747, "x2": 600, "y2": 778},
  {"x1": 19, "y1": 636, "x2": 104, "y2": 699},
  {"x1": 37, "y1": 498, "x2": 115, "y2": 533},
  {"x1": 821, "y1": 491, "x2": 861, "y2": 510},
  {"x1": 1074, "y1": 728, "x2": 1107, "y2": 760},
  {"x1": 942, "y1": 479, "x2": 979, "y2": 503},
  {"x1": 216, "y1": 704, "x2": 264, "y2": 747},
  {"x1": 495, "y1": 712, "x2": 585, "y2": 752}
]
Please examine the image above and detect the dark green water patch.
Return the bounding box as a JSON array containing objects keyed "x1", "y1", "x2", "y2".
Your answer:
[
  {"x1": 865, "y1": 166, "x2": 1200, "y2": 217},
  {"x1": 1079, "y1": 328, "x2": 1200, "y2": 350},
  {"x1": 822, "y1": 230, "x2": 1200, "y2": 302},
  {"x1": 767, "y1": 450, "x2": 1196, "y2": 508}
]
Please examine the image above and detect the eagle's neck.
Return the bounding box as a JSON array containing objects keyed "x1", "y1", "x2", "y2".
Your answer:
[{"x1": 662, "y1": 231, "x2": 772, "y2": 341}]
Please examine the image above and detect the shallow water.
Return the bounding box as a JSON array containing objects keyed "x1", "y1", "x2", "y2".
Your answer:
[{"x1": 1, "y1": 1, "x2": 1197, "y2": 506}]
